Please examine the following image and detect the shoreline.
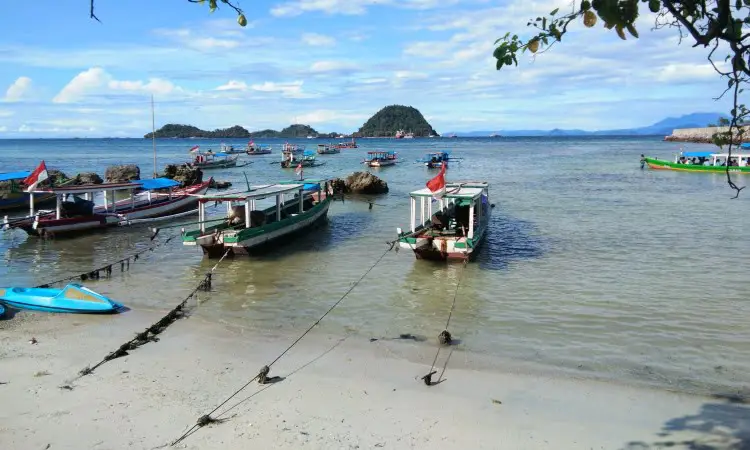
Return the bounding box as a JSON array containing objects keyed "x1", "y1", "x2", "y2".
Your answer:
[{"x1": 1, "y1": 309, "x2": 748, "y2": 449}]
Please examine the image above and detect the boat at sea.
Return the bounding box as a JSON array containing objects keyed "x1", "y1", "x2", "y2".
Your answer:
[
  {"x1": 0, "y1": 284, "x2": 122, "y2": 314},
  {"x1": 416, "y1": 151, "x2": 462, "y2": 169},
  {"x1": 182, "y1": 179, "x2": 333, "y2": 258},
  {"x1": 333, "y1": 138, "x2": 358, "y2": 149},
  {"x1": 396, "y1": 177, "x2": 491, "y2": 261},
  {"x1": 282, "y1": 143, "x2": 305, "y2": 154},
  {"x1": 317, "y1": 144, "x2": 341, "y2": 155},
  {"x1": 642, "y1": 150, "x2": 750, "y2": 173},
  {"x1": 0, "y1": 169, "x2": 75, "y2": 212},
  {"x1": 4, "y1": 178, "x2": 211, "y2": 238},
  {"x1": 281, "y1": 150, "x2": 324, "y2": 168},
  {"x1": 363, "y1": 151, "x2": 398, "y2": 167},
  {"x1": 246, "y1": 141, "x2": 273, "y2": 155},
  {"x1": 190, "y1": 151, "x2": 239, "y2": 169},
  {"x1": 220, "y1": 143, "x2": 245, "y2": 154}
]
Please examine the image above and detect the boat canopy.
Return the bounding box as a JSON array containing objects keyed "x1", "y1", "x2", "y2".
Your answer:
[
  {"x1": 408, "y1": 181, "x2": 489, "y2": 200},
  {"x1": 741, "y1": 143, "x2": 750, "y2": 149},
  {"x1": 682, "y1": 151, "x2": 715, "y2": 158},
  {"x1": 136, "y1": 178, "x2": 181, "y2": 190},
  {"x1": 30, "y1": 181, "x2": 142, "y2": 195},
  {"x1": 0, "y1": 170, "x2": 32, "y2": 182},
  {"x1": 213, "y1": 152, "x2": 232, "y2": 157},
  {"x1": 193, "y1": 183, "x2": 305, "y2": 203}
]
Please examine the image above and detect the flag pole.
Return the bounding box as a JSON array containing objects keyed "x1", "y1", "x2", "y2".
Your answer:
[{"x1": 151, "y1": 95, "x2": 157, "y2": 178}]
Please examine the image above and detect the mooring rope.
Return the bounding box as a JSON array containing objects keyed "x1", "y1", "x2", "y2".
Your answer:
[
  {"x1": 421, "y1": 257, "x2": 468, "y2": 386},
  {"x1": 35, "y1": 234, "x2": 174, "y2": 288},
  {"x1": 170, "y1": 243, "x2": 395, "y2": 446},
  {"x1": 74, "y1": 248, "x2": 232, "y2": 380}
]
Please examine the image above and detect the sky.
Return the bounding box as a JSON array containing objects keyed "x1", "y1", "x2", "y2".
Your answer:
[{"x1": 0, "y1": 0, "x2": 738, "y2": 137}]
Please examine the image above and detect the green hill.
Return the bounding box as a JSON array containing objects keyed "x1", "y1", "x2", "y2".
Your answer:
[
  {"x1": 145, "y1": 124, "x2": 251, "y2": 139},
  {"x1": 356, "y1": 105, "x2": 438, "y2": 137}
]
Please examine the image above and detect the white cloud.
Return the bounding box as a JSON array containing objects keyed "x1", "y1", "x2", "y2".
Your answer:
[
  {"x1": 252, "y1": 80, "x2": 315, "y2": 98},
  {"x1": 656, "y1": 63, "x2": 721, "y2": 83},
  {"x1": 0, "y1": 109, "x2": 14, "y2": 118},
  {"x1": 302, "y1": 33, "x2": 336, "y2": 46},
  {"x1": 215, "y1": 80, "x2": 249, "y2": 91},
  {"x1": 4, "y1": 76, "x2": 33, "y2": 102},
  {"x1": 295, "y1": 109, "x2": 367, "y2": 124},
  {"x1": 0, "y1": 126, "x2": 7, "y2": 132},
  {"x1": 270, "y1": 0, "x2": 462, "y2": 17},
  {"x1": 310, "y1": 60, "x2": 358, "y2": 73},
  {"x1": 154, "y1": 28, "x2": 241, "y2": 51},
  {"x1": 53, "y1": 67, "x2": 178, "y2": 103},
  {"x1": 395, "y1": 71, "x2": 428, "y2": 80}
]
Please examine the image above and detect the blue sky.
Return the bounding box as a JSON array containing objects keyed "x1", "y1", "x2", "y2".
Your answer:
[{"x1": 0, "y1": 0, "x2": 736, "y2": 137}]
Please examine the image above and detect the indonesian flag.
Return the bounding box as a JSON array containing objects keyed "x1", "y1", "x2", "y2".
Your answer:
[
  {"x1": 295, "y1": 162, "x2": 303, "y2": 177},
  {"x1": 426, "y1": 161, "x2": 447, "y2": 199},
  {"x1": 189, "y1": 145, "x2": 200, "y2": 153},
  {"x1": 24, "y1": 161, "x2": 49, "y2": 192},
  {"x1": 249, "y1": 140, "x2": 254, "y2": 146}
]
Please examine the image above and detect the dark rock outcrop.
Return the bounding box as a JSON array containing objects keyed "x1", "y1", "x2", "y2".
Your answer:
[
  {"x1": 73, "y1": 172, "x2": 103, "y2": 185},
  {"x1": 332, "y1": 172, "x2": 389, "y2": 195},
  {"x1": 105, "y1": 164, "x2": 140, "y2": 183},
  {"x1": 163, "y1": 164, "x2": 203, "y2": 186}
]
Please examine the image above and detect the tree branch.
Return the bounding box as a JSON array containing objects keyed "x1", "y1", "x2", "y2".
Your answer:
[{"x1": 89, "y1": 0, "x2": 101, "y2": 23}]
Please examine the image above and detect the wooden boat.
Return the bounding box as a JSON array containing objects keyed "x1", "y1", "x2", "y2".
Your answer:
[
  {"x1": 281, "y1": 151, "x2": 324, "y2": 168},
  {"x1": 0, "y1": 170, "x2": 76, "y2": 212},
  {"x1": 190, "y1": 151, "x2": 239, "y2": 169},
  {"x1": 642, "y1": 150, "x2": 750, "y2": 173},
  {"x1": 182, "y1": 179, "x2": 333, "y2": 258},
  {"x1": 333, "y1": 138, "x2": 357, "y2": 149},
  {"x1": 417, "y1": 151, "x2": 462, "y2": 169},
  {"x1": 282, "y1": 143, "x2": 305, "y2": 154},
  {"x1": 220, "y1": 143, "x2": 246, "y2": 154},
  {"x1": 4, "y1": 178, "x2": 211, "y2": 238},
  {"x1": 363, "y1": 151, "x2": 398, "y2": 167},
  {"x1": 246, "y1": 141, "x2": 273, "y2": 155},
  {"x1": 0, "y1": 284, "x2": 122, "y2": 313},
  {"x1": 317, "y1": 144, "x2": 340, "y2": 155},
  {"x1": 396, "y1": 181, "x2": 491, "y2": 261}
]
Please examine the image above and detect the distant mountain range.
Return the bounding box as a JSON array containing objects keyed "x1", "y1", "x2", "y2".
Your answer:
[{"x1": 445, "y1": 112, "x2": 728, "y2": 137}]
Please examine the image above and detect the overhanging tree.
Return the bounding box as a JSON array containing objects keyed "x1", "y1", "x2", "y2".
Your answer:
[{"x1": 493, "y1": 0, "x2": 749, "y2": 198}]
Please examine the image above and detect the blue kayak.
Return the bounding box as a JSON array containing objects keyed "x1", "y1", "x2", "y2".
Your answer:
[{"x1": 0, "y1": 284, "x2": 123, "y2": 314}]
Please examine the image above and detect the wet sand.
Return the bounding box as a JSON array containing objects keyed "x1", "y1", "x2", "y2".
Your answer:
[{"x1": 1, "y1": 309, "x2": 747, "y2": 450}]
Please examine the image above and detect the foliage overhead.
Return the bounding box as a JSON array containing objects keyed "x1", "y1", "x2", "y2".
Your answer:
[
  {"x1": 494, "y1": 0, "x2": 750, "y2": 197},
  {"x1": 357, "y1": 105, "x2": 439, "y2": 137}
]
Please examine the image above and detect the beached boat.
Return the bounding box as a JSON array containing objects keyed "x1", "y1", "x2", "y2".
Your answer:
[
  {"x1": 317, "y1": 144, "x2": 341, "y2": 155},
  {"x1": 363, "y1": 151, "x2": 398, "y2": 167},
  {"x1": 0, "y1": 170, "x2": 75, "y2": 212},
  {"x1": 182, "y1": 179, "x2": 333, "y2": 258},
  {"x1": 396, "y1": 177, "x2": 491, "y2": 261},
  {"x1": 0, "y1": 284, "x2": 122, "y2": 313},
  {"x1": 5, "y1": 178, "x2": 211, "y2": 238},
  {"x1": 190, "y1": 151, "x2": 239, "y2": 170},
  {"x1": 417, "y1": 151, "x2": 462, "y2": 169},
  {"x1": 642, "y1": 150, "x2": 750, "y2": 173}
]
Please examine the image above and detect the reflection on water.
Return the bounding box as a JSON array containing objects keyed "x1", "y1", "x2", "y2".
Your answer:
[{"x1": 2, "y1": 137, "x2": 750, "y2": 398}]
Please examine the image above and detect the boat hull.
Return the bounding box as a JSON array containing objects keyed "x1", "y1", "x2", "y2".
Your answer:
[
  {"x1": 246, "y1": 150, "x2": 272, "y2": 155},
  {"x1": 193, "y1": 159, "x2": 238, "y2": 169},
  {"x1": 15, "y1": 181, "x2": 210, "y2": 238},
  {"x1": 367, "y1": 160, "x2": 396, "y2": 167},
  {"x1": 196, "y1": 199, "x2": 331, "y2": 258},
  {"x1": 644, "y1": 157, "x2": 750, "y2": 173},
  {"x1": 0, "y1": 284, "x2": 122, "y2": 314}
]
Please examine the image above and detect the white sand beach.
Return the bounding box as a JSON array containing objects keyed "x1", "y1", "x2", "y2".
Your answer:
[{"x1": 0, "y1": 309, "x2": 747, "y2": 450}]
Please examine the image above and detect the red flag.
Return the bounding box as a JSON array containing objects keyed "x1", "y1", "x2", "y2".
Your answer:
[
  {"x1": 24, "y1": 161, "x2": 49, "y2": 192},
  {"x1": 426, "y1": 162, "x2": 446, "y2": 199},
  {"x1": 189, "y1": 145, "x2": 200, "y2": 153},
  {"x1": 295, "y1": 162, "x2": 303, "y2": 178}
]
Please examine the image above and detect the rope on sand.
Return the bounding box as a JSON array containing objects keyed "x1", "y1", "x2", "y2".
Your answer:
[
  {"x1": 421, "y1": 257, "x2": 468, "y2": 387},
  {"x1": 74, "y1": 248, "x2": 232, "y2": 379},
  {"x1": 170, "y1": 242, "x2": 395, "y2": 446}
]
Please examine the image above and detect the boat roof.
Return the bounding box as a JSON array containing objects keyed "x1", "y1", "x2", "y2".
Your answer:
[
  {"x1": 31, "y1": 181, "x2": 143, "y2": 194},
  {"x1": 0, "y1": 170, "x2": 31, "y2": 182},
  {"x1": 194, "y1": 183, "x2": 305, "y2": 202},
  {"x1": 367, "y1": 151, "x2": 395, "y2": 154},
  {"x1": 681, "y1": 151, "x2": 750, "y2": 158},
  {"x1": 409, "y1": 181, "x2": 489, "y2": 199},
  {"x1": 135, "y1": 178, "x2": 181, "y2": 190}
]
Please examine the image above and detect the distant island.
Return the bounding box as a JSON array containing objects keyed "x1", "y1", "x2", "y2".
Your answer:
[
  {"x1": 145, "y1": 123, "x2": 341, "y2": 139},
  {"x1": 355, "y1": 105, "x2": 438, "y2": 138},
  {"x1": 442, "y1": 112, "x2": 729, "y2": 138}
]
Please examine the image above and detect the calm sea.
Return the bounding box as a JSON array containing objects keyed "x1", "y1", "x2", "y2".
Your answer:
[{"x1": 1, "y1": 136, "x2": 749, "y2": 397}]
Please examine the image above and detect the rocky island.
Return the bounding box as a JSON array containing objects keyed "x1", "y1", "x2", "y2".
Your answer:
[
  {"x1": 145, "y1": 123, "x2": 341, "y2": 139},
  {"x1": 355, "y1": 105, "x2": 438, "y2": 138}
]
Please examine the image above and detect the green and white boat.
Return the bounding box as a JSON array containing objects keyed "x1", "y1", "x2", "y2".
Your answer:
[
  {"x1": 643, "y1": 150, "x2": 750, "y2": 173},
  {"x1": 396, "y1": 181, "x2": 491, "y2": 261},
  {"x1": 182, "y1": 179, "x2": 333, "y2": 258}
]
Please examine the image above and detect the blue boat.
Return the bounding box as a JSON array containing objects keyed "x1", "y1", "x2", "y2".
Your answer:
[
  {"x1": 416, "y1": 151, "x2": 462, "y2": 169},
  {"x1": 0, "y1": 303, "x2": 4, "y2": 318},
  {"x1": 0, "y1": 284, "x2": 123, "y2": 314}
]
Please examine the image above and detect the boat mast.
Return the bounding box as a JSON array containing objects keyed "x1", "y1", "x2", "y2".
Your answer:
[{"x1": 151, "y1": 95, "x2": 157, "y2": 178}]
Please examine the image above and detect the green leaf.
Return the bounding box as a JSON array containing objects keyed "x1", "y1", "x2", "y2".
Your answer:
[
  {"x1": 209, "y1": 0, "x2": 218, "y2": 13},
  {"x1": 542, "y1": 17, "x2": 547, "y2": 29},
  {"x1": 550, "y1": 8, "x2": 559, "y2": 15}
]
